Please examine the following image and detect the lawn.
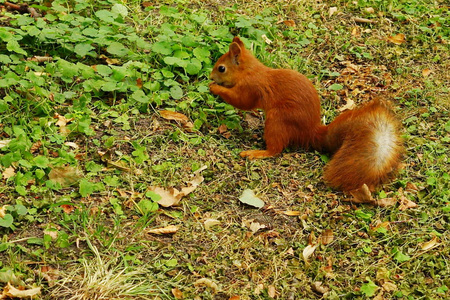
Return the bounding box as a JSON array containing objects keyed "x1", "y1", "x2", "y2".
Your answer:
[{"x1": 0, "y1": 0, "x2": 449, "y2": 299}]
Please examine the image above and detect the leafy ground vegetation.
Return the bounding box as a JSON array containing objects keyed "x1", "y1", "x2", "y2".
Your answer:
[{"x1": 0, "y1": 0, "x2": 449, "y2": 299}]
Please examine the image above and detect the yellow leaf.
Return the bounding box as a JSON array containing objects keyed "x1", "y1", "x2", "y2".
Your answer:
[
  {"x1": 194, "y1": 278, "x2": 219, "y2": 293},
  {"x1": 387, "y1": 33, "x2": 406, "y2": 45},
  {"x1": 320, "y1": 229, "x2": 334, "y2": 245},
  {"x1": 422, "y1": 68, "x2": 432, "y2": 77},
  {"x1": 338, "y1": 99, "x2": 356, "y2": 112},
  {"x1": 420, "y1": 236, "x2": 439, "y2": 251},
  {"x1": 2, "y1": 166, "x2": 16, "y2": 180},
  {"x1": 160, "y1": 110, "x2": 189, "y2": 122},
  {"x1": 204, "y1": 219, "x2": 221, "y2": 230}
]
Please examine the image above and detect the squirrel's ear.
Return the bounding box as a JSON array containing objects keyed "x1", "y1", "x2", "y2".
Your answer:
[
  {"x1": 229, "y1": 42, "x2": 242, "y2": 65},
  {"x1": 232, "y1": 36, "x2": 244, "y2": 47}
]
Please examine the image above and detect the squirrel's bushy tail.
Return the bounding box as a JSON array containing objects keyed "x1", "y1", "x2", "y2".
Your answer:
[{"x1": 322, "y1": 101, "x2": 403, "y2": 192}]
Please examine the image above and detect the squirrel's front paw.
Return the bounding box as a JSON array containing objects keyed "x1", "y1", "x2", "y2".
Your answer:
[{"x1": 209, "y1": 82, "x2": 222, "y2": 95}]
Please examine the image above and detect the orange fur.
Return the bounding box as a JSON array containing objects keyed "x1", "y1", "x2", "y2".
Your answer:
[{"x1": 210, "y1": 37, "x2": 403, "y2": 192}]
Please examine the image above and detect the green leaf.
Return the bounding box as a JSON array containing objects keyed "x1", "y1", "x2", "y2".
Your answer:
[
  {"x1": 361, "y1": 280, "x2": 378, "y2": 297},
  {"x1": 137, "y1": 199, "x2": 158, "y2": 215},
  {"x1": 328, "y1": 83, "x2": 343, "y2": 91},
  {"x1": 14, "y1": 204, "x2": 27, "y2": 216},
  {"x1": 74, "y1": 43, "x2": 95, "y2": 57},
  {"x1": 131, "y1": 89, "x2": 150, "y2": 103},
  {"x1": 95, "y1": 10, "x2": 116, "y2": 22},
  {"x1": 355, "y1": 210, "x2": 373, "y2": 222},
  {"x1": 111, "y1": 3, "x2": 128, "y2": 17},
  {"x1": 393, "y1": 249, "x2": 411, "y2": 262},
  {"x1": 239, "y1": 189, "x2": 265, "y2": 208},
  {"x1": 193, "y1": 47, "x2": 210, "y2": 62},
  {"x1": 107, "y1": 42, "x2": 128, "y2": 57},
  {"x1": 34, "y1": 155, "x2": 49, "y2": 168},
  {"x1": 170, "y1": 85, "x2": 183, "y2": 99},
  {"x1": 0, "y1": 214, "x2": 13, "y2": 228},
  {"x1": 152, "y1": 42, "x2": 173, "y2": 55},
  {"x1": 145, "y1": 191, "x2": 162, "y2": 201},
  {"x1": 186, "y1": 58, "x2": 202, "y2": 75},
  {"x1": 79, "y1": 179, "x2": 95, "y2": 197},
  {"x1": 6, "y1": 40, "x2": 27, "y2": 55}
]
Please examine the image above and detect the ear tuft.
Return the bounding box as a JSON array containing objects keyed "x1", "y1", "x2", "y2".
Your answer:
[{"x1": 232, "y1": 37, "x2": 244, "y2": 47}]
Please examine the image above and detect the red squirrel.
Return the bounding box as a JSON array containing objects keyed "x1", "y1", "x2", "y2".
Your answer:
[{"x1": 209, "y1": 37, "x2": 403, "y2": 193}]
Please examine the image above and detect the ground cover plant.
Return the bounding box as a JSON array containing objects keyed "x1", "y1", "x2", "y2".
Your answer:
[{"x1": 0, "y1": 0, "x2": 449, "y2": 299}]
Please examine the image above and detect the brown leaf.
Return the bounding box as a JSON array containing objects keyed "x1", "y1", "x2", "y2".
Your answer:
[
  {"x1": 387, "y1": 33, "x2": 406, "y2": 45},
  {"x1": 136, "y1": 78, "x2": 143, "y2": 89},
  {"x1": 54, "y1": 113, "x2": 74, "y2": 127},
  {"x1": 376, "y1": 197, "x2": 397, "y2": 207},
  {"x1": 338, "y1": 99, "x2": 356, "y2": 112},
  {"x1": 398, "y1": 189, "x2": 418, "y2": 210},
  {"x1": 147, "y1": 225, "x2": 179, "y2": 235},
  {"x1": 171, "y1": 287, "x2": 183, "y2": 299},
  {"x1": 349, "y1": 184, "x2": 374, "y2": 204},
  {"x1": 37, "y1": 266, "x2": 59, "y2": 287},
  {"x1": 48, "y1": 166, "x2": 82, "y2": 187},
  {"x1": 283, "y1": 20, "x2": 295, "y2": 27},
  {"x1": 244, "y1": 113, "x2": 261, "y2": 129},
  {"x1": 151, "y1": 186, "x2": 182, "y2": 207},
  {"x1": 422, "y1": 69, "x2": 432, "y2": 77},
  {"x1": 61, "y1": 204, "x2": 76, "y2": 214},
  {"x1": 0, "y1": 206, "x2": 6, "y2": 218},
  {"x1": 2, "y1": 166, "x2": 16, "y2": 180},
  {"x1": 2, "y1": 282, "x2": 41, "y2": 298},
  {"x1": 160, "y1": 110, "x2": 189, "y2": 122},
  {"x1": 353, "y1": 17, "x2": 376, "y2": 24},
  {"x1": 320, "y1": 229, "x2": 334, "y2": 245},
  {"x1": 218, "y1": 124, "x2": 228, "y2": 134},
  {"x1": 30, "y1": 141, "x2": 42, "y2": 153},
  {"x1": 229, "y1": 296, "x2": 240, "y2": 300},
  {"x1": 28, "y1": 56, "x2": 53, "y2": 63}
]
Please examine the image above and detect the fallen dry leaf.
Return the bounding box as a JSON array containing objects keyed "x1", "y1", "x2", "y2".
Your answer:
[
  {"x1": 282, "y1": 210, "x2": 301, "y2": 216},
  {"x1": 229, "y1": 296, "x2": 240, "y2": 300},
  {"x1": 249, "y1": 222, "x2": 266, "y2": 234},
  {"x1": 329, "y1": 7, "x2": 337, "y2": 17},
  {"x1": 267, "y1": 285, "x2": 276, "y2": 298},
  {"x1": 194, "y1": 278, "x2": 219, "y2": 293},
  {"x1": 353, "y1": 17, "x2": 376, "y2": 23},
  {"x1": 171, "y1": 287, "x2": 183, "y2": 299},
  {"x1": 30, "y1": 141, "x2": 42, "y2": 153},
  {"x1": 382, "y1": 281, "x2": 397, "y2": 292},
  {"x1": 420, "y1": 236, "x2": 439, "y2": 251},
  {"x1": 151, "y1": 186, "x2": 182, "y2": 207},
  {"x1": 2, "y1": 166, "x2": 16, "y2": 180},
  {"x1": 36, "y1": 266, "x2": 59, "y2": 287},
  {"x1": 387, "y1": 33, "x2": 406, "y2": 45},
  {"x1": 160, "y1": 110, "x2": 189, "y2": 122},
  {"x1": 147, "y1": 225, "x2": 179, "y2": 235},
  {"x1": 48, "y1": 166, "x2": 82, "y2": 187},
  {"x1": 283, "y1": 20, "x2": 295, "y2": 27},
  {"x1": 28, "y1": 56, "x2": 53, "y2": 63},
  {"x1": 376, "y1": 197, "x2": 397, "y2": 207},
  {"x1": 349, "y1": 184, "x2": 374, "y2": 204},
  {"x1": 261, "y1": 34, "x2": 272, "y2": 45},
  {"x1": 338, "y1": 99, "x2": 356, "y2": 111},
  {"x1": 398, "y1": 189, "x2": 418, "y2": 210},
  {"x1": 311, "y1": 281, "x2": 330, "y2": 294},
  {"x1": 218, "y1": 124, "x2": 228, "y2": 134},
  {"x1": 422, "y1": 68, "x2": 432, "y2": 77},
  {"x1": 63, "y1": 142, "x2": 79, "y2": 149},
  {"x1": 320, "y1": 229, "x2": 334, "y2": 245},
  {"x1": 54, "y1": 113, "x2": 74, "y2": 127},
  {"x1": 61, "y1": 204, "x2": 76, "y2": 214},
  {"x1": 302, "y1": 244, "x2": 317, "y2": 263},
  {"x1": 204, "y1": 219, "x2": 221, "y2": 230},
  {"x1": 0, "y1": 139, "x2": 11, "y2": 148},
  {"x1": 2, "y1": 282, "x2": 41, "y2": 299},
  {"x1": 244, "y1": 113, "x2": 261, "y2": 129},
  {"x1": 43, "y1": 229, "x2": 58, "y2": 240}
]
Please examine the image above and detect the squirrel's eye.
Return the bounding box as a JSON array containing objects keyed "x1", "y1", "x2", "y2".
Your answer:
[{"x1": 218, "y1": 65, "x2": 226, "y2": 73}]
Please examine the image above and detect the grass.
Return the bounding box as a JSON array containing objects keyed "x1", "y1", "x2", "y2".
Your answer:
[{"x1": 0, "y1": 0, "x2": 449, "y2": 299}]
